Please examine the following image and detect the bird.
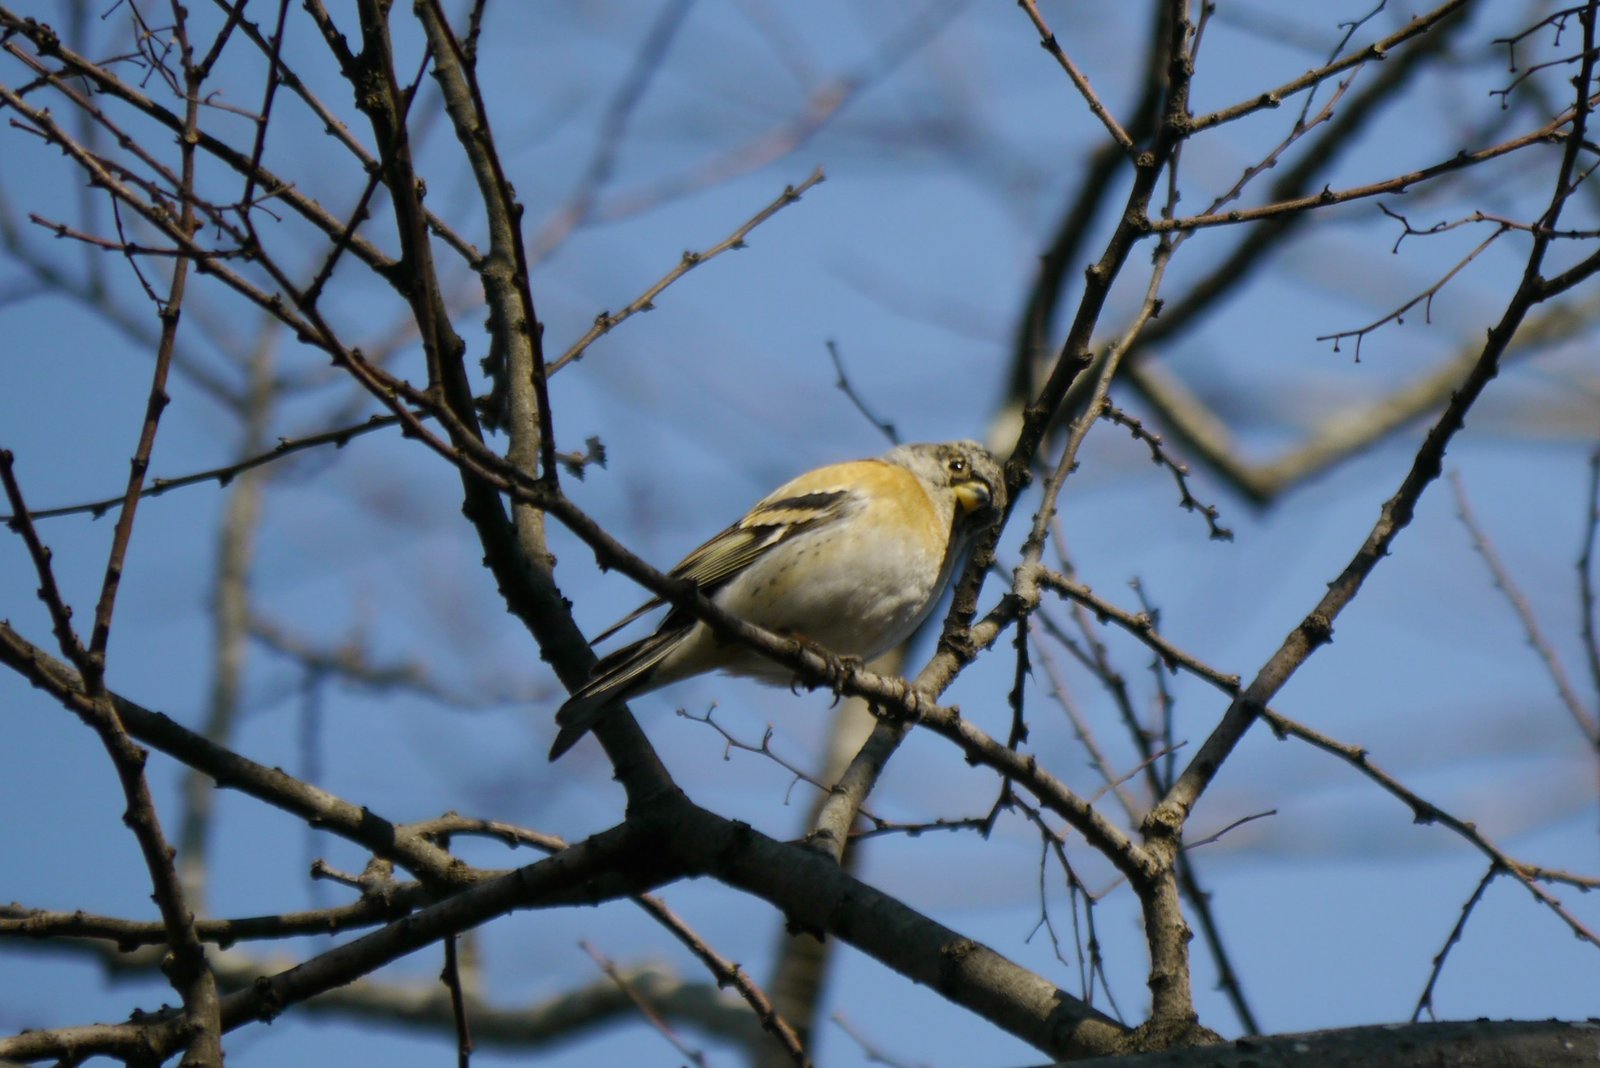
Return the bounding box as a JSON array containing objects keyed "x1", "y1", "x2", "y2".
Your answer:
[{"x1": 548, "y1": 440, "x2": 1006, "y2": 760}]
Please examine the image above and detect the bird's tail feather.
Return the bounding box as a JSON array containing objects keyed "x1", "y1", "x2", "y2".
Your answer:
[{"x1": 548, "y1": 628, "x2": 684, "y2": 760}]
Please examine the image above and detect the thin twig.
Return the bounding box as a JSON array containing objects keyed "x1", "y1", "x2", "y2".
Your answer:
[
  {"x1": 1011, "y1": 798, "x2": 1124, "y2": 1021},
  {"x1": 676, "y1": 706, "x2": 886, "y2": 827},
  {"x1": 1317, "y1": 223, "x2": 1512, "y2": 361},
  {"x1": 1190, "y1": 0, "x2": 1470, "y2": 133},
  {"x1": 527, "y1": 0, "x2": 696, "y2": 262},
  {"x1": 1578, "y1": 448, "x2": 1600, "y2": 712},
  {"x1": 5, "y1": 165, "x2": 825, "y2": 526},
  {"x1": 552, "y1": 167, "x2": 826, "y2": 373},
  {"x1": 590, "y1": 2, "x2": 959, "y2": 224},
  {"x1": 582, "y1": 941, "x2": 710, "y2": 1068},
  {"x1": 441, "y1": 935, "x2": 474, "y2": 1068},
  {"x1": 633, "y1": 895, "x2": 812, "y2": 1066},
  {"x1": 1015, "y1": 0, "x2": 1135, "y2": 153},
  {"x1": 825, "y1": 339, "x2": 899, "y2": 445},
  {"x1": 1100, "y1": 404, "x2": 1232, "y2": 541},
  {"x1": 1262, "y1": 706, "x2": 1600, "y2": 945},
  {"x1": 1153, "y1": 108, "x2": 1591, "y2": 235},
  {"x1": 2, "y1": 413, "x2": 405, "y2": 522},
  {"x1": 1171, "y1": 50, "x2": 1356, "y2": 255},
  {"x1": 1450, "y1": 471, "x2": 1599, "y2": 742},
  {"x1": 0, "y1": 888, "x2": 431, "y2": 947},
  {"x1": 831, "y1": 1013, "x2": 929, "y2": 1068},
  {"x1": 1412, "y1": 863, "x2": 1500, "y2": 1022},
  {"x1": 0, "y1": 452, "x2": 92, "y2": 669},
  {"x1": 1028, "y1": 629, "x2": 1143, "y2": 822}
]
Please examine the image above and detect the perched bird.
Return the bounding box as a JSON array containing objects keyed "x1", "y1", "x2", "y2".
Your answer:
[{"x1": 549, "y1": 440, "x2": 1005, "y2": 760}]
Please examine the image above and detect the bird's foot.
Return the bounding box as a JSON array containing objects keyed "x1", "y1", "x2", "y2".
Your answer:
[
  {"x1": 785, "y1": 636, "x2": 862, "y2": 702},
  {"x1": 822, "y1": 653, "x2": 865, "y2": 704}
]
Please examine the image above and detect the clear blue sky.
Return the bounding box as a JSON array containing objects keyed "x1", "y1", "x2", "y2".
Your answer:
[{"x1": 1, "y1": 2, "x2": 1596, "y2": 1065}]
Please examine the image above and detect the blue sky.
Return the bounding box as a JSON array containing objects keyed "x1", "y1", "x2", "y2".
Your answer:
[{"x1": 1, "y1": 2, "x2": 1597, "y2": 1065}]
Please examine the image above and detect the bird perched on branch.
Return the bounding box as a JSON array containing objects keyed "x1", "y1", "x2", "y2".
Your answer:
[{"x1": 549, "y1": 440, "x2": 1006, "y2": 760}]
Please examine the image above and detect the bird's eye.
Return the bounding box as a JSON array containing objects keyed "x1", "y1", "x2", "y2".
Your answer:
[{"x1": 948, "y1": 457, "x2": 968, "y2": 476}]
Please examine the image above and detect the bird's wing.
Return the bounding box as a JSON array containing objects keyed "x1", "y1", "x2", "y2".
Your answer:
[
  {"x1": 675, "y1": 489, "x2": 850, "y2": 588},
  {"x1": 549, "y1": 625, "x2": 686, "y2": 753},
  {"x1": 548, "y1": 464, "x2": 875, "y2": 760},
  {"x1": 588, "y1": 483, "x2": 858, "y2": 645}
]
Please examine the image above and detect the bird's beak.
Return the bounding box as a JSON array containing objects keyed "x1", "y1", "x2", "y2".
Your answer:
[{"x1": 953, "y1": 479, "x2": 994, "y2": 517}]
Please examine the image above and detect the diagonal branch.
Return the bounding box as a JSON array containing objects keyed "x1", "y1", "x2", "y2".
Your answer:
[
  {"x1": 1147, "y1": 5, "x2": 1600, "y2": 847},
  {"x1": 1015, "y1": 0, "x2": 1135, "y2": 153},
  {"x1": 1450, "y1": 472, "x2": 1600, "y2": 742}
]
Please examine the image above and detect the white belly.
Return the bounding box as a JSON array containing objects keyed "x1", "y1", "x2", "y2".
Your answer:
[{"x1": 702, "y1": 518, "x2": 947, "y2": 678}]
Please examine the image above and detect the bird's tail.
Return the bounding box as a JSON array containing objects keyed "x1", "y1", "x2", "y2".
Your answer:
[{"x1": 548, "y1": 627, "x2": 683, "y2": 760}]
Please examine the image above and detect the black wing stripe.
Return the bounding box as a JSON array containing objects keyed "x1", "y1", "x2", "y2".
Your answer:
[{"x1": 748, "y1": 490, "x2": 850, "y2": 520}]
